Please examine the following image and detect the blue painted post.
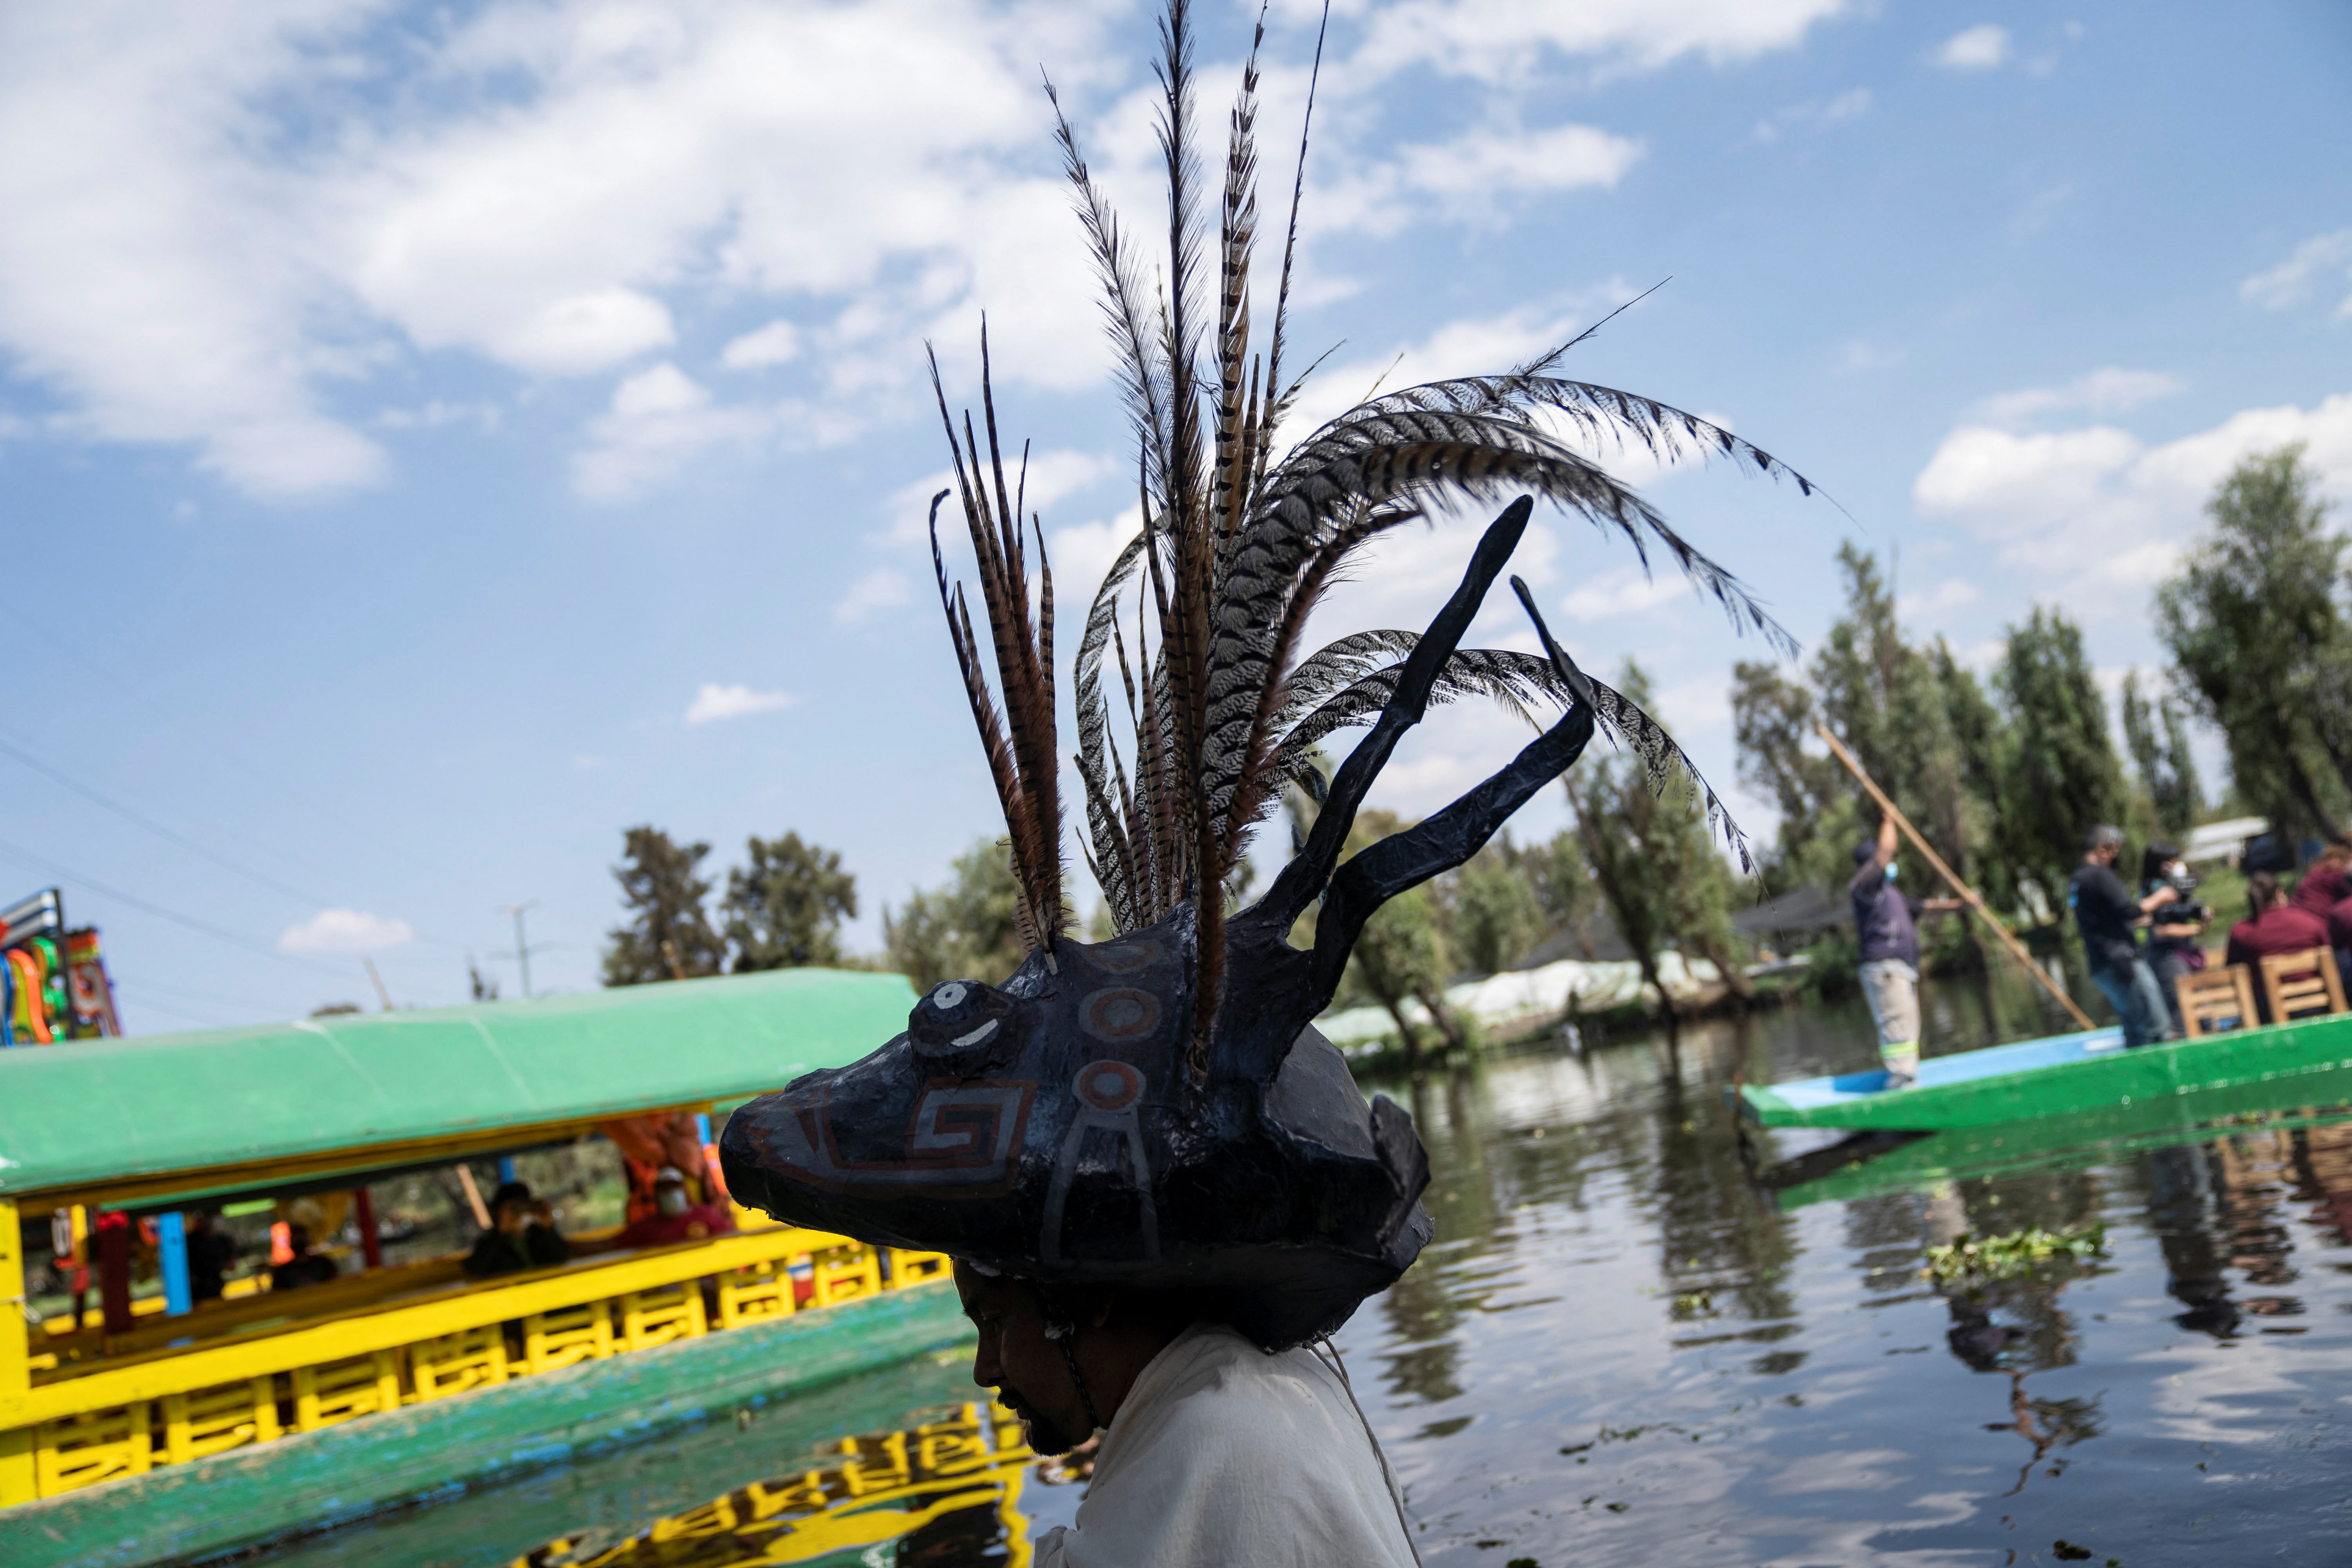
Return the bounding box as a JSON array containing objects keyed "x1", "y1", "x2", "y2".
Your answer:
[
  {"x1": 496, "y1": 1157, "x2": 517, "y2": 1184},
  {"x1": 158, "y1": 1212, "x2": 192, "y2": 1316},
  {"x1": 695, "y1": 1113, "x2": 713, "y2": 1146}
]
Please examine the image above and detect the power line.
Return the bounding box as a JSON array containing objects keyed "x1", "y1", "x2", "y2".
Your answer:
[
  {"x1": 0, "y1": 730, "x2": 329, "y2": 907},
  {"x1": 0, "y1": 728, "x2": 475, "y2": 952},
  {"x1": 0, "y1": 835, "x2": 352, "y2": 978}
]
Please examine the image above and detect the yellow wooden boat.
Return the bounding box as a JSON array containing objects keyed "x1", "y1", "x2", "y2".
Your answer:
[{"x1": 0, "y1": 968, "x2": 944, "y2": 1515}]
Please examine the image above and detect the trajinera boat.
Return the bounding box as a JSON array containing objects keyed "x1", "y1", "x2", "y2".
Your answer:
[
  {"x1": 1737, "y1": 1011, "x2": 2352, "y2": 1132},
  {"x1": 0, "y1": 968, "x2": 967, "y2": 1530}
]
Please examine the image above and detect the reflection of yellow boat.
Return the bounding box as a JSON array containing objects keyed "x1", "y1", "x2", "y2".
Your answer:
[
  {"x1": 512, "y1": 1402, "x2": 1038, "y2": 1568},
  {"x1": 0, "y1": 971, "x2": 945, "y2": 1516}
]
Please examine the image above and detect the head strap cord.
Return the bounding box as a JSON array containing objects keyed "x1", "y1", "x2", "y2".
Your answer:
[{"x1": 1042, "y1": 1308, "x2": 1103, "y2": 1433}]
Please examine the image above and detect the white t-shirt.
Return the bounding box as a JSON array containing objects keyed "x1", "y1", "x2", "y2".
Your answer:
[{"x1": 1035, "y1": 1322, "x2": 1420, "y2": 1568}]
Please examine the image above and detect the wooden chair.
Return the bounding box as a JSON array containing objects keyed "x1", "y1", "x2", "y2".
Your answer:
[
  {"x1": 2259, "y1": 944, "x2": 2348, "y2": 1024},
  {"x1": 2177, "y1": 964, "x2": 2258, "y2": 1038}
]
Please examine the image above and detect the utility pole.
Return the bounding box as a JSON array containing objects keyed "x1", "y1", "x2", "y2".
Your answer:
[{"x1": 495, "y1": 901, "x2": 549, "y2": 999}]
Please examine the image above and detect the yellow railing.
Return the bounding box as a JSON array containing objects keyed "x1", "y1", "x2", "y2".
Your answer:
[{"x1": 0, "y1": 1223, "x2": 953, "y2": 1508}]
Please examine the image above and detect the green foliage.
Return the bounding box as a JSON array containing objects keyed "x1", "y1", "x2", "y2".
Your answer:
[
  {"x1": 2121, "y1": 672, "x2": 2205, "y2": 839},
  {"x1": 720, "y1": 832, "x2": 858, "y2": 971},
  {"x1": 1922, "y1": 1222, "x2": 2106, "y2": 1284},
  {"x1": 2155, "y1": 443, "x2": 2352, "y2": 842},
  {"x1": 881, "y1": 839, "x2": 1029, "y2": 993},
  {"x1": 603, "y1": 826, "x2": 726, "y2": 985},
  {"x1": 1997, "y1": 606, "x2": 2129, "y2": 897},
  {"x1": 1731, "y1": 657, "x2": 1846, "y2": 884},
  {"x1": 1447, "y1": 844, "x2": 1548, "y2": 975},
  {"x1": 1809, "y1": 547, "x2": 1983, "y2": 902},
  {"x1": 1567, "y1": 660, "x2": 1751, "y2": 1011}
]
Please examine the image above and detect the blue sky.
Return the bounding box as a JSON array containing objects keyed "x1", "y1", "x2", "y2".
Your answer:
[{"x1": 2, "y1": 0, "x2": 2348, "y2": 1029}]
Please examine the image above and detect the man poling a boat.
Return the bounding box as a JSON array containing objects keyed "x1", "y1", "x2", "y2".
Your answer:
[
  {"x1": 718, "y1": 2, "x2": 1822, "y2": 1559},
  {"x1": 1851, "y1": 813, "x2": 1963, "y2": 1089}
]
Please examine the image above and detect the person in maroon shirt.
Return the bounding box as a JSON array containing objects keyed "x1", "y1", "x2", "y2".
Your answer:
[
  {"x1": 2227, "y1": 873, "x2": 2331, "y2": 1021},
  {"x1": 613, "y1": 1166, "x2": 735, "y2": 1249},
  {"x1": 2292, "y1": 841, "x2": 2352, "y2": 918}
]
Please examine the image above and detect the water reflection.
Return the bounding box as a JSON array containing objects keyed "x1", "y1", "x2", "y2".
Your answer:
[
  {"x1": 510, "y1": 1404, "x2": 1040, "y2": 1568},
  {"x1": 250, "y1": 972, "x2": 2352, "y2": 1567}
]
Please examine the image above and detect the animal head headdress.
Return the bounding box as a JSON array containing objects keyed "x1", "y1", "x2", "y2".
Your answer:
[{"x1": 722, "y1": 0, "x2": 1811, "y2": 1349}]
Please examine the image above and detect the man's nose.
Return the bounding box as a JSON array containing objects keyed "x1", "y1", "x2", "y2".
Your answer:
[{"x1": 970, "y1": 1338, "x2": 1000, "y2": 1390}]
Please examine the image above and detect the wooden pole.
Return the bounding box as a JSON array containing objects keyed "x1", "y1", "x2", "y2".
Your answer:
[{"x1": 1817, "y1": 724, "x2": 2096, "y2": 1032}]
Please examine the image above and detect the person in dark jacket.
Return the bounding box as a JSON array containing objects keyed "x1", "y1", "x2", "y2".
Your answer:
[
  {"x1": 463, "y1": 1180, "x2": 570, "y2": 1278},
  {"x1": 2069, "y1": 824, "x2": 2178, "y2": 1047},
  {"x1": 186, "y1": 1210, "x2": 238, "y2": 1303},
  {"x1": 1850, "y1": 814, "x2": 1961, "y2": 1089}
]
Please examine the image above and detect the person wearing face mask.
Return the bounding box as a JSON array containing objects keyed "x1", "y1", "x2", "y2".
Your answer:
[
  {"x1": 1851, "y1": 813, "x2": 1962, "y2": 1089},
  {"x1": 613, "y1": 1166, "x2": 735, "y2": 1249},
  {"x1": 463, "y1": 1180, "x2": 571, "y2": 1277}
]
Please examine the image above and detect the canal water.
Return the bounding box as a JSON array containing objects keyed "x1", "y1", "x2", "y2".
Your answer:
[{"x1": 249, "y1": 977, "x2": 2352, "y2": 1567}]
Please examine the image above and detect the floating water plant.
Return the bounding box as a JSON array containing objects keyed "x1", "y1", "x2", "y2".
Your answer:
[{"x1": 1922, "y1": 1223, "x2": 2107, "y2": 1284}]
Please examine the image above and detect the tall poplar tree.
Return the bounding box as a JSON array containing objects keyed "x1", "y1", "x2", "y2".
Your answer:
[
  {"x1": 1997, "y1": 607, "x2": 2128, "y2": 896},
  {"x1": 722, "y1": 832, "x2": 858, "y2": 971},
  {"x1": 603, "y1": 827, "x2": 726, "y2": 985}
]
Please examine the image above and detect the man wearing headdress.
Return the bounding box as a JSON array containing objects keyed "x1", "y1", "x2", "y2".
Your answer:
[{"x1": 722, "y1": 4, "x2": 1811, "y2": 1563}]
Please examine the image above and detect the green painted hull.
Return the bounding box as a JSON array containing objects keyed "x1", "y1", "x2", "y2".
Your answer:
[
  {"x1": 1765, "y1": 1060, "x2": 2352, "y2": 1209},
  {"x1": 0, "y1": 1281, "x2": 973, "y2": 1568},
  {"x1": 1737, "y1": 1011, "x2": 2352, "y2": 1131}
]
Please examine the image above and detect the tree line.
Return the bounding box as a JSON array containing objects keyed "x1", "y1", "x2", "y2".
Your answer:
[{"x1": 601, "y1": 446, "x2": 2342, "y2": 1050}]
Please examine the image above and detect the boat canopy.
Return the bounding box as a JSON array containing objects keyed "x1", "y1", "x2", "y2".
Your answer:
[{"x1": 0, "y1": 968, "x2": 914, "y2": 1209}]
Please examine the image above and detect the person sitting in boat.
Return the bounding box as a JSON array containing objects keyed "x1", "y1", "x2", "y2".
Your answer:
[
  {"x1": 187, "y1": 1210, "x2": 238, "y2": 1303},
  {"x1": 463, "y1": 1180, "x2": 570, "y2": 1277},
  {"x1": 2069, "y1": 824, "x2": 2178, "y2": 1047},
  {"x1": 1851, "y1": 814, "x2": 1962, "y2": 1090},
  {"x1": 2140, "y1": 844, "x2": 2211, "y2": 1039},
  {"x1": 270, "y1": 1224, "x2": 339, "y2": 1292},
  {"x1": 2227, "y1": 872, "x2": 2330, "y2": 1021},
  {"x1": 612, "y1": 1166, "x2": 734, "y2": 1249}
]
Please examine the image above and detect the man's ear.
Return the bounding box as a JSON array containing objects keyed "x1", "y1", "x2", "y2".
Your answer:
[{"x1": 1086, "y1": 1287, "x2": 1119, "y2": 1331}]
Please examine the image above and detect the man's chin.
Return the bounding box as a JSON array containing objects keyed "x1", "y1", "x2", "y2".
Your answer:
[{"x1": 1017, "y1": 1412, "x2": 1083, "y2": 1457}]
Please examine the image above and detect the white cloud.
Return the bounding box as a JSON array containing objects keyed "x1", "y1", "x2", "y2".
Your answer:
[
  {"x1": 2240, "y1": 229, "x2": 2352, "y2": 318},
  {"x1": 1560, "y1": 563, "x2": 1691, "y2": 621},
  {"x1": 1752, "y1": 87, "x2": 1871, "y2": 143},
  {"x1": 684, "y1": 682, "x2": 795, "y2": 726},
  {"x1": 572, "y1": 363, "x2": 766, "y2": 501},
  {"x1": 1340, "y1": 0, "x2": 1854, "y2": 85},
  {"x1": 1913, "y1": 390, "x2": 2352, "y2": 601},
  {"x1": 1969, "y1": 368, "x2": 2186, "y2": 428},
  {"x1": 1934, "y1": 24, "x2": 2010, "y2": 70},
  {"x1": 0, "y1": 0, "x2": 1107, "y2": 500},
  {"x1": 721, "y1": 319, "x2": 803, "y2": 369},
  {"x1": 0, "y1": 5, "x2": 390, "y2": 498},
  {"x1": 1397, "y1": 122, "x2": 1643, "y2": 204},
  {"x1": 835, "y1": 567, "x2": 913, "y2": 624},
  {"x1": 279, "y1": 907, "x2": 414, "y2": 955},
  {"x1": 485, "y1": 288, "x2": 675, "y2": 375}
]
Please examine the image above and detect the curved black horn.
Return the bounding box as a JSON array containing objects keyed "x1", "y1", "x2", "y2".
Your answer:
[{"x1": 1254, "y1": 495, "x2": 1533, "y2": 929}]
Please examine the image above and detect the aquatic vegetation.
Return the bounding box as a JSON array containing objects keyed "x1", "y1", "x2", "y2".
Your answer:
[{"x1": 1922, "y1": 1223, "x2": 2107, "y2": 1284}]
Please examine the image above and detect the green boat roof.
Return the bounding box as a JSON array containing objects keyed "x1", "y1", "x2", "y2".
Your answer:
[{"x1": 0, "y1": 969, "x2": 914, "y2": 1205}]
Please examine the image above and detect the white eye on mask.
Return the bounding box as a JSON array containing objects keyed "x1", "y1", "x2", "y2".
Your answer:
[{"x1": 657, "y1": 1187, "x2": 690, "y2": 1218}]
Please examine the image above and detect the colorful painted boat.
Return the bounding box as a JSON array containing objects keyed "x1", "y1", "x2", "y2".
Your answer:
[
  {"x1": 0, "y1": 968, "x2": 951, "y2": 1524},
  {"x1": 1735, "y1": 1011, "x2": 2352, "y2": 1132}
]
